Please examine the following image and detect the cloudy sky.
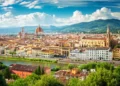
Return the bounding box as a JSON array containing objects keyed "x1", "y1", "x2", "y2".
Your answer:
[{"x1": 0, "y1": 0, "x2": 120, "y2": 27}]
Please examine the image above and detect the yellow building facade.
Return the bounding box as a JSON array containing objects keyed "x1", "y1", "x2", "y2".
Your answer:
[
  {"x1": 79, "y1": 26, "x2": 111, "y2": 48},
  {"x1": 80, "y1": 38, "x2": 106, "y2": 47},
  {"x1": 113, "y1": 48, "x2": 120, "y2": 59}
]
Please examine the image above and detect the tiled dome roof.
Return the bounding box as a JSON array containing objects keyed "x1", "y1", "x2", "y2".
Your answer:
[{"x1": 35, "y1": 26, "x2": 43, "y2": 34}]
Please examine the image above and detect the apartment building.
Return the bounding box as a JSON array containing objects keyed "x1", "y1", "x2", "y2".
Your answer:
[{"x1": 69, "y1": 47, "x2": 112, "y2": 61}]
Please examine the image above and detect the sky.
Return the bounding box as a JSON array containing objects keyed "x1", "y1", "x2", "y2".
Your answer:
[{"x1": 0, "y1": 0, "x2": 120, "y2": 27}]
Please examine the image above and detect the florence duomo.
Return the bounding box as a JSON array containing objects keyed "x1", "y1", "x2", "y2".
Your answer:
[{"x1": 17, "y1": 25, "x2": 44, "y2": 39}]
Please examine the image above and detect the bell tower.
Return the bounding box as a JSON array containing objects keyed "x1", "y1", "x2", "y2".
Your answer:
[{"x1": 106, "y1": 25, "x2": 111, "y2": 47}]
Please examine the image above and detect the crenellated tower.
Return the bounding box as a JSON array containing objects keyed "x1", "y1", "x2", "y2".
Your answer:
[{"x1": 106, "y1": 25, "x2": 111, "y2": 47}]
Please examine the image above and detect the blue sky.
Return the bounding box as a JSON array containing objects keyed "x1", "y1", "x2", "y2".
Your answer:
[{"x1": 0, "y1": 0, "x2": 120, "y2": 27}]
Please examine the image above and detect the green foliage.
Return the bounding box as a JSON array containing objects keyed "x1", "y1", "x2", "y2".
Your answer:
[
  {"x1": 0, "y1": 63, "x2": 7, "y2": 70},
  {"x1": 51, "y1": 66, "x2": 60, "y2": 71},
  {"x1": 11, "y1": 74, "x2": 20, "y2": 80},
  {"x1": 24, "y1": 73, "x2": 40, "y2": 86},
  {"x1": 78, "y1": 62, "x2": 114, "y2": 71},
  {"x1": 9, "y1": 74, "x2": 63, "y2": 86},
  {"x1": 114, "y1": 44, "x2": 120, "y2": 48},
  {"x1": 114, "y1": 66, "x2": 120, "y2": 86},
  {"x1": 78, "y1": 62, "x2": 97, "y2": 71},
  {"x1": 3, "y1": 67, "x2": 11, "y2": 79},
  {"x1": 9, "y1": 74, "x2": 40, "y2": 86},
  {"x1": 67, "y1": 68, "x2": 117, "y2": 86},
  {"x1": 68, "y1": 64, "x2": 77, "y2": 70},
  {"x1": 34, "y1": 66, "x2": 41, "y2": 75},
  {"x1": 10, "y1": 79, "x2": 28, "y2": 86},
  {"x1": 35, "y1": 75, "x2": 64, "y2": 86},
  {"x1": 67, "y1": 78, "x2": 83, "y2": 86},
  {"x1": 34, "y1": 66, "x2": 44, "y2": 75},
  {"x1": 96, "y1": 62, "x2": 114, "y2": 71},
  {"x1": 84, "y1": 68, "x2": 117, "y2": 86},
  {"x1": 9, "y1": 51, "x2": 16, "y2": 57},
  {"x1": 0, "y1": 73, "x2": 7, "y2": 86},
  {"x1": 8, "y1": 62, "x2": 120, "y2": 86}
]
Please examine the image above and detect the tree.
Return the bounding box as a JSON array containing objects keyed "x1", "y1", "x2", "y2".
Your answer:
[
  {"x1": 34, "y1": 66, "x2": 41, "y2": 75},
  {"x1": 0, "y1": 73, "x2": 6, "y2": 86},
  {"x1": 3, "y1": 67, "x2": 11, "y2": 79},
  {"x1": 78, "y1": 62, "x2": 97, "y2": 71},
  {"x1": 9, "y1": 51, "x2": 16, "y2": 57},
  {"x1": 35, "y1": 75, "x2": 64, "y2": 86},
  {"x1": 41, "y1": 66, "x2": 45, "y2": 75},
  {"x1": 67, "y1": 78, "x2": 83, "y2": 86},
  {"x1": 34, "y1": 66, "x2": 45, "y2": 75},
  {"x1": 84, "y1": 68, "x2": 117, "y2": 86},
  {"x1": 51, "y1": 66, "x2": 60, "y2": 71},
  {"x1": 68, "y1": 64, "x2": 77, "y2": 70},
  {"x1": 114, "y1": 66, "x2": 120, "y2": 86},
  {"x1": 9, "y1": 74, "x2": 40, "y2": 86},
  {"x1": 11, "y1": 74, "x2": 19, "y2": 80},
  {"x1": 114, "y1": 44, "x2": 120, "y2": 48},
  {"x1": 78, "y1": 62, "x2": 114, "y2": 71},
  {"x1": 96, "y1": 62, "x2": 114, "y2": 71},
  {"x1": 0, "y1": 63, "x2": 7, "y2": 70},
  {"x1": 10, "y1": 79, "x2": 28, "y2": 86},
  {"x1": 25, "y1": 73, "x2": 40, "y2": 86}
]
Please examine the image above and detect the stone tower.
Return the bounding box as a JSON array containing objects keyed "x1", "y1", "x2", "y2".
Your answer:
[{"x1": 106, "y1": 25, "x2": 111, "y2": 47}]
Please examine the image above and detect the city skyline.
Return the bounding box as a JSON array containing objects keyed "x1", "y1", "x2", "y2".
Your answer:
[{"x1": 0, "y1": 0, "x2": 120, "y2": 27}]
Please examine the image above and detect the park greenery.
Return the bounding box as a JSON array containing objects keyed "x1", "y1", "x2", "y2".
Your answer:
[
  {"x1": 1, "y1": 61, "x2": 120, "y2": 86},
  {"x1": 51, "y1": 66, "x2": 61, "y2": 71},
  {"x1": 0, "y1": 56, "x2": 57, "y2": 63},
  {"x1": 34, "y1": 66, "x2": 45, "y2": 75},
  {"x1": 9, "y1": 74, "x2": 64, "y2": 86},
  {"x1": 114, "y1": 44, "x2": 120, "y2": 48},
  {"x1": 67, "y1": 62, "x2": 120, "y2": 86}
]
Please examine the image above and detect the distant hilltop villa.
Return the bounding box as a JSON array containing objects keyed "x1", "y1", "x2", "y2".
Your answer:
[{"x1": 17, "y1": 25, "x2": 43, "y2": 39}]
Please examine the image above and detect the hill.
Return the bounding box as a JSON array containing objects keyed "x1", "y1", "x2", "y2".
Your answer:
[{"x1": 60, "y1": 19, "x2": 120, "y2": 33}]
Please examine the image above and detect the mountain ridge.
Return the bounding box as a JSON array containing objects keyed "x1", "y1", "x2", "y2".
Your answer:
[
  {"x1": 60, "y1": 19, "x2": 120, "y2": 33},
  {"x1": 0, "y1": 19, "x2": 120, "y2": 34}
]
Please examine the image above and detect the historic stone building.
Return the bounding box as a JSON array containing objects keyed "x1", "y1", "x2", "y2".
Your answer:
[
  {"x1": 106, "y1": 25, "x2": 111, "y2": 47},
  {"x1": 35, "y1": 25, "x2": 43, "y2": 35},
  {"x1": 79, "y1": 26, "x2": 111, "y2": 48},
  {"x1": 18, "y1": 27, "x2": 26, "y2": 39}
]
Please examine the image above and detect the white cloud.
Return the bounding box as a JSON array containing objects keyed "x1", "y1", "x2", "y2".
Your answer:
[
  {"x1": 2, "y1": 6, "x2": 13, "y2": 11},
  {"x1": 0, "y1": 12, "x2": 55, "y2": 27},
  {"x1": 20, "y1": 0, "x2": 41, "y2": 9},
  {"x1": 0, "y1": 0, "x2": 22, "y2": 6},
  {"x1": 111, "y1": 12, "x2": 120, "y2": 19},
  {"x1": 0, "y1": 7, "x2": 120, "y2": 27},
  {"x1": 41, "y1": 0, "x2": 88, "y2": 8},
  {"x1": 55, "y1": 7, "x2": 119, "y2": 25},
  {"x1": 34, "y1": 6, "x2": 41, "y2": 9},
  {"x1": 19, "y1": 1, "x2": 30, "y2": 5}
]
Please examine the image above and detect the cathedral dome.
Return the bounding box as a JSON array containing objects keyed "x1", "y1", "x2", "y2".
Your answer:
[{"x1": 35, "y1": 26, "x2": 43, "y2": 35}]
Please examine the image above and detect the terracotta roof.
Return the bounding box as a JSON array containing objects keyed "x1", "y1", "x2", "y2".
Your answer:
[
  {"x1": 35, "y1": 26, "x2": 43, "y2": 34},
  {"x1": 86, "y1": 47, "x2": 110, "y2": 50},
  {"x1": 82, "y1": 37, "x2": 106, "y2": 40},
  {"x1": 32, "y1": 47, "x2": 41, "y2": 50},
  {"x1": 10, "y1": 64, "x2": 37, "y2": 72},
  {"x1": 10, "y1": 64, "x2": 51, "y2": 73}
]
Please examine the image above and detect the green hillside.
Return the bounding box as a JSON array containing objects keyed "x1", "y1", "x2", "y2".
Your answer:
[{"x1": 60, "y1": 19, "x2": 120, "y2": 33}]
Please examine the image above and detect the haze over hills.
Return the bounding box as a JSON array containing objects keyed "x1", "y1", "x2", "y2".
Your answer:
[
  {"x1": 23, "y1": 19, "x2": 120, "y2": 33},
  {"x1": 60, "y1": 19, "x2": 120, "y2": 33},
  {"x1": 0, "y1": 19, "x2": 120, "y2": 34}
]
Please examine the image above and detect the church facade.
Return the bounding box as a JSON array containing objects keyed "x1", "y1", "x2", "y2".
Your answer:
[{"x1": 79, "y1": 26, "x2": 111, "y2": 48}]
